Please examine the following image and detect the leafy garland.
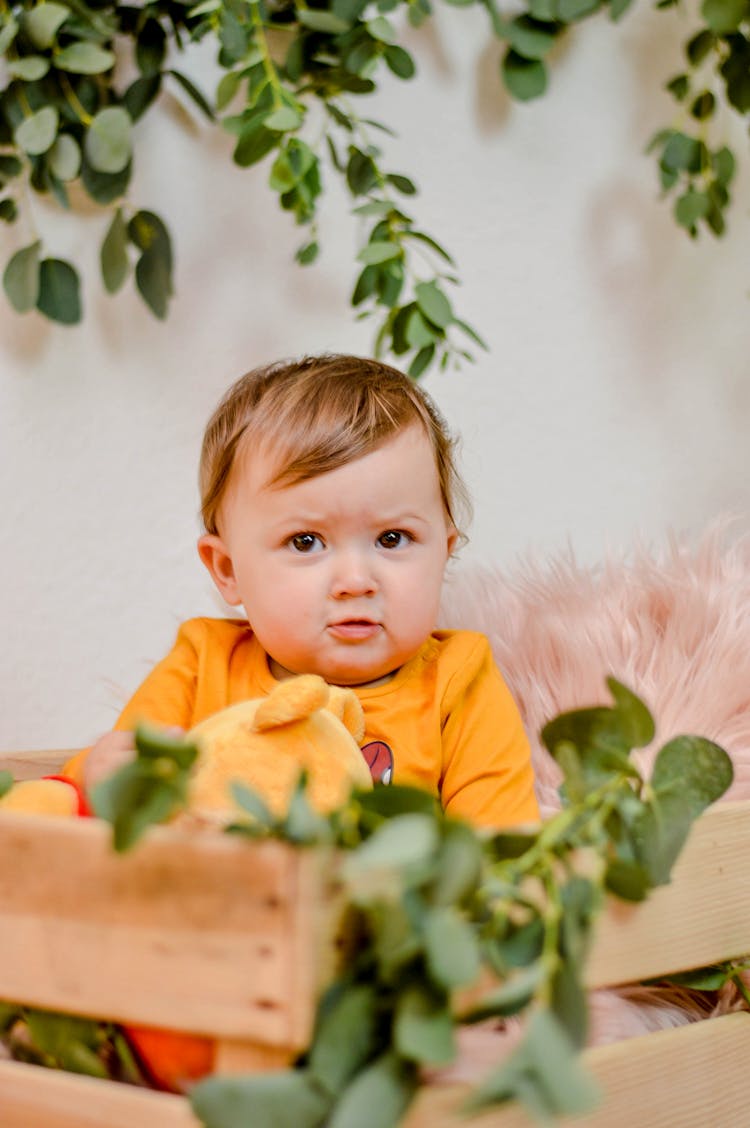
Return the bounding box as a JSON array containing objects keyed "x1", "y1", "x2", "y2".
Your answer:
[
  {"x1": 0, "y1": 677, "x2": 733, "y2": 1124},
  {"x1": 0, "y1": 0, "x2": 747, "y2": 376}
]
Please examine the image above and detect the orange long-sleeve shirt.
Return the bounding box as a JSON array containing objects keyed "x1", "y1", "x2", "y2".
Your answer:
[{"x1": 66, "y1": 618, "x2": 539, "y2": 830}]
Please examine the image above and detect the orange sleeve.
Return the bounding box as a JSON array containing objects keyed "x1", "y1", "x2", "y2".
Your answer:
[{"x1": 438, "y1": 636, "x2": 540, "y2": 831}]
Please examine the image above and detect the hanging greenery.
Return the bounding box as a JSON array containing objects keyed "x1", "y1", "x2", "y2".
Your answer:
[{"x1": 0, "y1": 0, "x2": 746, "y2": 376}]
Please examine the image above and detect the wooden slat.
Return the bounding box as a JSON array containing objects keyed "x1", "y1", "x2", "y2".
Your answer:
[
  {"x1": 585, "y1": 802, "x2": 750, "y2": 988},
  {"x1": 0, "y1": 1059, "x2": 200, "y2": 1128},
  {"x1": 405, "y1": 1011, "x2": 750, "y2": 1128},
  {"x1": 0, "y1": 750, "x2": 70, "y2": 781},
  {"x1": 0, "y1": 812, "x2": 337, "y2": 1048}
]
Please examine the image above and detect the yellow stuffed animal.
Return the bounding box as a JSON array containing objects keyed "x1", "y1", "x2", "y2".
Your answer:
[{"x1": 186, "y1": 673, "x2": 373, "y2": 819}]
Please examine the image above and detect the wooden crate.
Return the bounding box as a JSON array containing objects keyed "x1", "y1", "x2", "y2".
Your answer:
[{"x1": 1, "y1": 750, "x2": 749, "y2": 1127}]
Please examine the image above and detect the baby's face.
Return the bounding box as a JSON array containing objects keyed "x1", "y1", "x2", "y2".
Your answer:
[{"x1": 200, "y1": 424, "x2": 457, "y2": 687}]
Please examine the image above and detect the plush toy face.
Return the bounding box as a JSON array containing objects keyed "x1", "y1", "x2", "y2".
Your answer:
[{"x1": 186, "y1": 674, "x2": 373, "y2": 818}]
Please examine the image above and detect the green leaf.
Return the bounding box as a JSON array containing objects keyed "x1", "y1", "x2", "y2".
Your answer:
[
  {"x1": 15, "y1": 107, "x2": 59, "y2": 156},
  {"x1": 123, "y1": 74, "x2": 162, "y2": 123},
  {"x1": 405, "y1": 307, "x2": 436, "y2": 350},
  {"x1": 81, "y1": 157, "x2": 132, "y2": 205},
  {"x1": 308, "y1": 985, "x2": 379, "y2": 1097},
  {"x1": 557, "y1": 0, "x2": 601, "y2": 17},
  {"x1": 712, "y1": 145, "x2": 736, "y2": 184},
  {"x1": 233, "y1": 120, "x2": 278, "y2": 168},
  {"x1": 100, "y1": 208, "x2": 129, "y2": 293},
  {"x1": 461, "y1": 963, "x2": 544, "y2": 1022},
  {"x1": 357, "y1": 241, "x2": 402, "y2": 265},
  {"x1": 609, "y1": 0, "x2": 634, "y2": 20},
  {"x1": 327, "y1": 1052, "x2": 416, "y2": 1128},
  {"x1": 666, "y1": 74, "x2": 690, "y2": 101},
  {"x1": 346, "y1": 148, "x2": 379, "y2": 195},
  {"x1": 36, "y1": 258, "x2": 81, "y2": 325},
  {"x1": 296, "y1": 240, "x2": 319, "y2": 265},
  {"x1": 690, "y1": 90, "x2": 715, "y2": 119},
  {"x1": 502, "y1": 51, "x2": 548, "y2": 101},
  {"x1": 386, "y1": 173, "x2": 417, "y2": 195},
  {"x1": 0, "y1": 770, "x2": 13, "y2": 798},
  {"x1": 216, "y1": 70, "x2": 242, "y2": 111},
  {"x1": 0, "y1": 155, "x2": 23, "y2": 181},
  {"x1": 298, "y1": 8, "x2": 351, "y2": 32},
  {"x1": 0, "y1": 15, "x2": 19, "y2": 54},
  {"x1": 415, "y1": 280, "x2": 453, "y2": 328},
  {"x1": 85, "y1": 107, "x2": 132, "y2": 174},
  {"x1": 169, "y1": 69, "x2": 215, "y2": 121},
  {"x1": 605, "y1": 678, "x2": 656, "y2": 746},
  {"x1": 3, "y1": 241, "x2": 41, "y2": 312},
  {"x1": 686, "y1": 28, "x2": 715, "y2": 65},
  {"x1": 49, "y1": 133, "x2": 81, "y2": 181},
  {"x1": 394, "y1": 985, "x2": 455, "y2": 1065},
  {"x1": 424, "y1": 905, "x2": 481, "y2": 989},
  {"x1": 24, "y1": 2, "x2": 69, "y2": 49},
  {"x1": 384, "y1": 44, "x2": 416, "y2": 78},
  {"x1": 674, "y1": 189, "x2": 710, "y2": 229},
  {"x1": 92, "y1": 761, "x2": 180, "y2": 850},
  {"x1": 54, "y1": 42, "x2": 115, "y2": 74},
  {"x1": 408, "y1": 344, "x2": 435, "y2": 379},
  {"x1": 343, "y1": 812, "x2": 439, "y2": 894},
  {"x1": 651, "y1": 735, "x2": 733, "y2": 813},
  {"x1": 265, "y1": 106, "x2": 304, "y2": 133},
  {"x1": 191, "y1": 1069, "x2": 330, "y2": 1128},
  {"x1": 701, "y1": 0, "x2": 749, "y2": 32},
  {"x1": 366, "y1": 14, "x2": 397, "y2": 41},
  {"x1": 506, "y1": 15, "x2": 559, "y2": 60},
  {"x1": 430, "y1": 819, "x2": 482, "y2": 905},
  {"x1": 605, "y1": 857, "x2": 651, "y2": 901},
  {"x1": 8, "y1": 56, "x2": 50, "y2": 80}
]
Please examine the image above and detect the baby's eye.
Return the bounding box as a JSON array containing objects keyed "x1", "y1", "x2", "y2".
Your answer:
[
  {"x1": 377, "y1": 530, "x2": 411, "y2": 549},
  {"x1": 289, "y1": 533, "x2": 324, "y2": 554}
]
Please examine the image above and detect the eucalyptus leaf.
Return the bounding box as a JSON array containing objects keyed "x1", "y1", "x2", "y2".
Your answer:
[
  {"x1": 0, "y1": 15, "x2": 19, "y2": 53},
  {"x1": 327, "y1": 1052, "x2": 417, "y2": 1128},
  {"x1": 3, "y1": 240, "x2": 41, "y2": 312},
  {"x1": 85, "y1": 107, "x2": 132, "y2": 174},
  {"x1": 8, "y1": 56, "x2": 50, "y2": 81},
  {"x1": 169, "y1": 69, "x2": 215, "y2": 120},
  {"x1": 14, "y1": 107, "x2": 59, "y2": 156},
  {"x1": 0, "y1": 770, "x2": 13, "y2": 798},
  {"x1": 502, "y1": 51, "x2": 548, "y2": 101},
  {"x1": 308, "y1": 984, "x2": 379, "y2": 1097},
  {"x1": 23, "y1": 2, "x2": 70, "y2": 48},
  {"x1": 54, "y1": 42, "x2": 115, "y2": 74},
  {"x1": 100, "y1": 207, "x2": 129, "y2": 293},
  {"x1": 701, "y1": 0, "x2": 748, "y2": 32},
  {"x1": 357, "y1": 241, "x2": 402, "y2": 265},
  {"x1": 37, "y1": 261, "x2": 80, "y2": 326},
  {"x1": 424, "y1": 905, "x2": 481, "y2": 989},
  {"x1": 506, "y1": 15, "x2": 559, "y2": 60},
  {"x1": 191, "y1": 1068, "x2": 330, "y2": 1128},
  {"x1": 415, "y1": 280, "x2": 452, "y2": 328},
  {"x1": 394, "y1": 985, "x2": 455, "y2": 1064},
  {"x1": 49, "y1": 133, "x2": 81, "y2": 181}
]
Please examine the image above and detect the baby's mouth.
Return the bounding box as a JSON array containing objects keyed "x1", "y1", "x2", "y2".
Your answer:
[{"x1": 327, "y1": 619, "x2": 381, "y2": 641}]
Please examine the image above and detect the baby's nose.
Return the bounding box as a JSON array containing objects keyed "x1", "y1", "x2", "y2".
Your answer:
[{"x1": 330, "y1": 551, "x2": 377, "y2": 598}]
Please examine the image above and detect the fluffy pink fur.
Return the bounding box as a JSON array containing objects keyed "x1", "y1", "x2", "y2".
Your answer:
[{"x1": 437, "y1": 519, "x2": 750, "y2": 1060}]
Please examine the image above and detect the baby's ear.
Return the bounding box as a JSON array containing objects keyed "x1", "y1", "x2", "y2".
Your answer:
[{"x1": 197, "y1": 534, "x2": 241, "y2": 605}]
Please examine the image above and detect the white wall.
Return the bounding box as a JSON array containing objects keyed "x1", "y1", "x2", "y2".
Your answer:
[{"x1": 2, "y1": 6, "x2": 749, "y2": 750}]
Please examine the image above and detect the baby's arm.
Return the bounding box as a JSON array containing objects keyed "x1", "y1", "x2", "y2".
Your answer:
[
  {"x1": 439, "y1": 637, "x2": 539, "y2": 830},
  {"x1": 84, "y1": 730, "x2": 136, "y2": 789}
]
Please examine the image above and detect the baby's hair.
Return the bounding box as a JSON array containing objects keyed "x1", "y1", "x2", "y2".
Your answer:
[{"x1": 199, "y1": 353, "x2": 471, "y2": 539}]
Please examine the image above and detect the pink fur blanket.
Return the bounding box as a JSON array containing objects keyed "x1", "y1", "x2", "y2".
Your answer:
[{"x1": 439, "y1": 520, "x2": 750, "y2": 1053}]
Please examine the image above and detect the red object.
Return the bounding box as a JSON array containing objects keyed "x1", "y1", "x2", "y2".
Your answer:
[
  {"x1": 124, "y1": 1025, "x2": 215, "y2": 1093},
  {"x1": 42, "y1": 775, "x2": 92, "y2": 817}
]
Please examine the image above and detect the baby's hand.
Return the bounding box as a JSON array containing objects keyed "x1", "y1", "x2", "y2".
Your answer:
[{"x1": 84, "y1": 730, "x2": 136, "y2": 790}]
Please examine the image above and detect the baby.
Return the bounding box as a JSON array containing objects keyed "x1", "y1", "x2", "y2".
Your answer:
[{"x1": 65, "y1": 354, "x2": 538, "y2": 829}]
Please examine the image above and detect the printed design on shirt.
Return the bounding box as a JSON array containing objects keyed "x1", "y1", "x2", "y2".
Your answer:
[{"x1": 361, "y1": 740, "x2": 393, "y2": 785}]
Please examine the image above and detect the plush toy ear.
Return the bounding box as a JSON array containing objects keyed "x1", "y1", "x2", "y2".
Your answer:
[
  {"x1": 326, "y1": 686, "x2": 366, "y2": 744},
  {"x1": 253, "y1": 674, "x2": 329, "y2": 731}
]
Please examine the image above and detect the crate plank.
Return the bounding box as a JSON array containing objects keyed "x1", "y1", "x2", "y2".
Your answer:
[
  {"x1": 404, "y1": 1011, "x2": 750, "y2": 1128},
  {"x1": 0, "y1": 812, "x2": 338, "y2": 1047},
  {"x1": 0, "y1": 751, "x2": 70, "y2": 781},
  {"x1": 0, "y1": 1059, "x2": 200, "y2": 1128},
  {"x1": 585, "y1": 802, "x2": 750, "y2": 988}
]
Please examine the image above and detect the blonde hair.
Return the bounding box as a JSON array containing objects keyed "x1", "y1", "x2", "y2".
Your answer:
[{"x1": 199, "y1": 353, "x2": 471, "y2": 538}]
